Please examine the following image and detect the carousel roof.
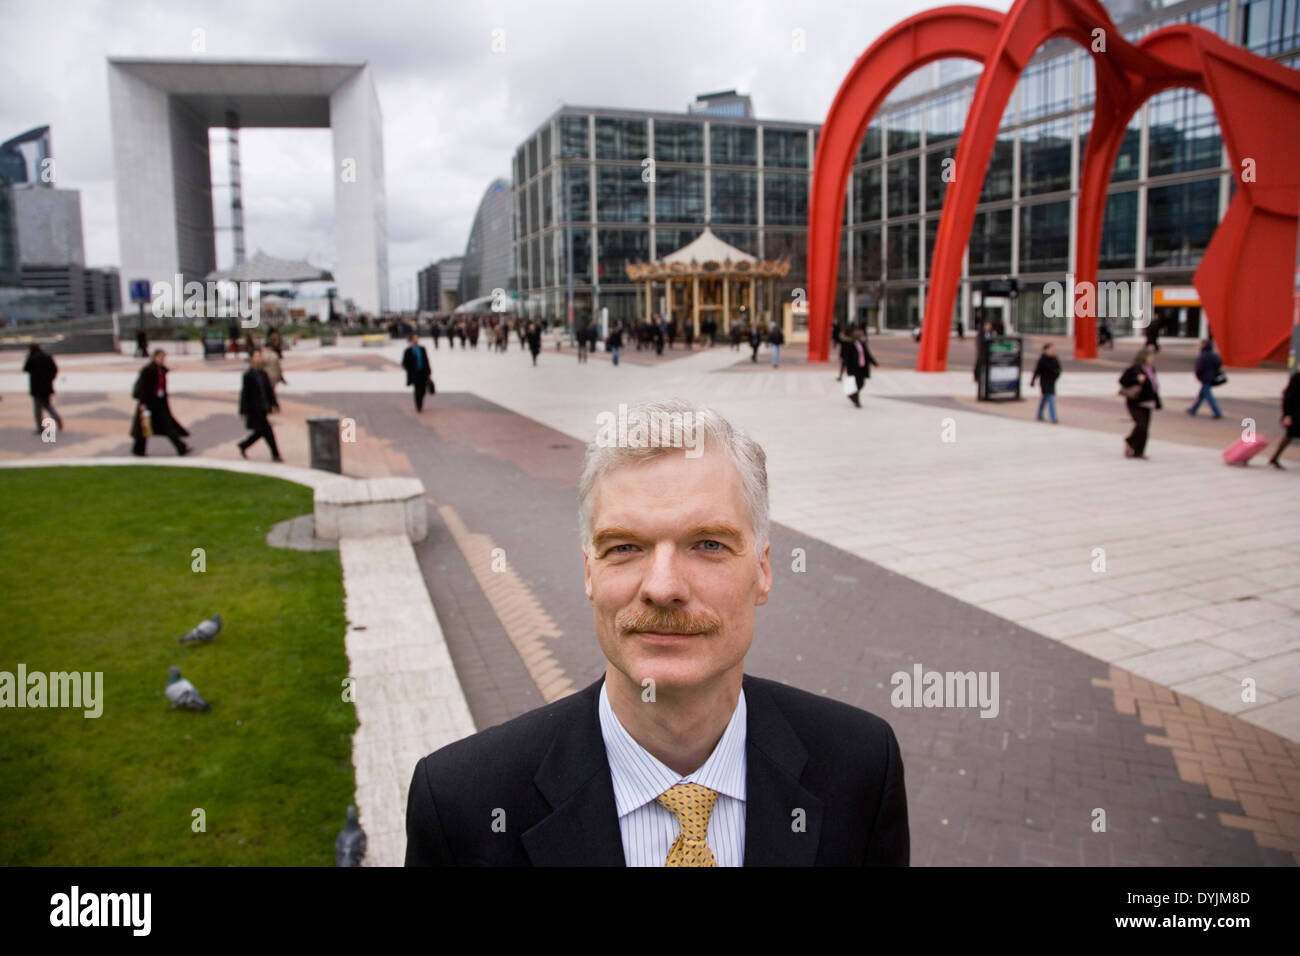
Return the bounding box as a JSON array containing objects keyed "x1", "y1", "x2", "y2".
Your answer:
[{"x1": 659, "y1": 228, "x2": 757, "y2": 266}]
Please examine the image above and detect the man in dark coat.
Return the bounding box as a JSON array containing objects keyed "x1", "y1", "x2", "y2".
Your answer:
[
  {"x1": 1118, "y1": 347, "x2": 1161, "y2": 459},
  {"x1": 131, "y1": 349, "x2": 191, "y2": 457},
  {"x1": 23, "y1": 343, "x2": 63, "y2": 434},
  {"x1": 606, "y1": 324, "x2": 623, "y2": 366},
  {"x1": 1267, "y1": 370, "x2": 1300, "y2": 469},
  {"x1": 1030, "y1": 342, "x2": 1062, "y2": 423},
  {"x1": 405, "y1": 400, "x2": 908, "y2": 867},
  {"x1": 401, "y1": 333, "x2": 433, "y2": 411},
  {"x1": 842, "y1": 326, "x2": 879, "y2": 408},
  {"x1": 1187, "y1": 339, "x2": 1223, "y2": 418},
  {"x1": 237, "y1": 348, "x2": 282, "y2": 461},
  {"x1": 525, "y1": 321, "x2": 542, "y2": 366}
]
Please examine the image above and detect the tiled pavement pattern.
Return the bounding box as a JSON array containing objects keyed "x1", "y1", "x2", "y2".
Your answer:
[{"x1": 4, "y1": 338, "x2": 1298, "y2": 865}]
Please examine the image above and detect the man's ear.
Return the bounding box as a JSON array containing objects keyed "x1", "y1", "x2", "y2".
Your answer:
[
  {"x1": 583, "y1": 547, "x2": 593, "y2": 602},
  {"x1": 755, "y1": 540, "x2": 773, "y2": 607}
]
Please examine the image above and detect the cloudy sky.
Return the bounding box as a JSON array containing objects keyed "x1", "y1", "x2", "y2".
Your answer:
[{"x1": 4, "y1": 0, "x2": 1013, "y2": 308}]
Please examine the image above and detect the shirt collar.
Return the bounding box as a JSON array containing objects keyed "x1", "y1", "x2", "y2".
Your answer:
[{"x1": 598, "y1": 679, "x2": 747, "y2": 818}]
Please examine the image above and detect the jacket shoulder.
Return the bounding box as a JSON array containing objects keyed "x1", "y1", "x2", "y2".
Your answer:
[{"x1": 745, "y1": 675, "x2": 897, "y2": 748}]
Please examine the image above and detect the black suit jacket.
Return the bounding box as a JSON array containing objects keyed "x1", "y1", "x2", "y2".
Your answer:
[
  {"x1": 402, "y1": 345, "x2": 431, "y2": 386},
  {"x1": 841, "y1": 339, "x2": 878, "y2": 377},
  {"x1": 405, "y1": 674, "x2": 909, "y2": 866}
]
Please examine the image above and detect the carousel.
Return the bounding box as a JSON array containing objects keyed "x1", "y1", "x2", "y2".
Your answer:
[{"x1": 624, "y1": 228, "x2": 790, "y2": 336}]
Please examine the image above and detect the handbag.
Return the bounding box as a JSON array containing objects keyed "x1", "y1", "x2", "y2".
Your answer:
[
  {"x1": 842, "y1": 375, "x2": 858, "y2": 396},
  {"x1": 1119, "y1": 384, "x2": 1142, "y2": 399},
  {"x1": 1213, "y1": 370, "x2": 1227, "y2": 386},
  {"x1": 426, "y1": 377, "x2": 436, "y2": 396}
]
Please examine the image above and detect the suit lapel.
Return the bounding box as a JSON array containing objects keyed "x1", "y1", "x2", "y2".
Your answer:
[
  {"x1": 742, "y1": 676, "x2": 823, "y2": 866},
  {"x1": 520, "y1": 679, "x2": 626, "y2": 866}
]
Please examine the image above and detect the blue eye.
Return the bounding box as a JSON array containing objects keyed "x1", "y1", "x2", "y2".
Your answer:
[{"x1": 698, "y1": 540, "x2": 724, "y2": 551}]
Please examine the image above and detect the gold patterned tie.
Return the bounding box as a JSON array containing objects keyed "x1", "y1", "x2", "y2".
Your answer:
[{"x1": 655, "y1": 783, "x2": 719, "y2": 867}]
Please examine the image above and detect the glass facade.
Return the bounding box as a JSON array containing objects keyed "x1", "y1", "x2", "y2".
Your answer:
[
  {"x1": 654, "y1": 121, "x2": 704, "y2": 164},
  {"x1": 709, "y1": 124, "x2": 757, "y2": 165}
]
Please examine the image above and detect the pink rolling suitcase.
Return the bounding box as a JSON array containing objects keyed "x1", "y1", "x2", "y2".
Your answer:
[{"x1": 1222, "y1": 437, "x2": 1268, "y2": 465}]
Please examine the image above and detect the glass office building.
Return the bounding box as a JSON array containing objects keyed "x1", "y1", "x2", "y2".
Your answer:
[
  {"x1": 511, "y1": 102, "x2": 824, "y2": 330},
  {"x1": 849, "y1": 0, "x2": 1300, "y2": 337}
]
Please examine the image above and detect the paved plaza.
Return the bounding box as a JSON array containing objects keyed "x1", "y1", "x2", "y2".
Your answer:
[{"x1": 2, "y1": 334, "x2": 1298, "y2": 865}]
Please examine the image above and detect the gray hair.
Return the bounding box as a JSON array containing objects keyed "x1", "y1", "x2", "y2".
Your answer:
[{"x1": 579, "y1": 398, "x2": 770, "y2": 555}]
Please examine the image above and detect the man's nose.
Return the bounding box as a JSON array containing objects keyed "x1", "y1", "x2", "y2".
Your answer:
[{"x1": 639, "y1": 543, "x2": 689, "y2": 605}]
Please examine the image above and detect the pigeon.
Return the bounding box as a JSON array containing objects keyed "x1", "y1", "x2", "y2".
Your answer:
[
  {"x1": 165, "y1": 666, "x2": 210, "y2": 711},
  {"x1": 335, "y1": 805, "x2": 366, "y2": 867},
  {"x1": 179, "y1": 613, "x2": 222, "y2": 644}
]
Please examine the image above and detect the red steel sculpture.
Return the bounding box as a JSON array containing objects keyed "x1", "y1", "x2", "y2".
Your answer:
[{"x1": 807, "y1": 0, "x2": 1300, "y2": 369}]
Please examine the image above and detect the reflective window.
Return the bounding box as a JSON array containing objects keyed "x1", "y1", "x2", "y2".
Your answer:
[
  {"x1": 1020, "y1": 118, "x2": 1073, "y2": 196},
  {"x1": 656, "y1": 228, "x2": 702, "y2": 258},
  {"x1": 887, "y1": 221, "x2": 920, "y2": 278},
  {"x1": 764, "y1": 230, "x2": 808, "y2": 278},
  {"x1": 655, "y1": 121, "x2": 704, "y2": 164},
  {"x1": 542, "y1": 172, "x2": 553, "y2": 228},
  {"x1": 925, "y1": 89, "x2": 971, "y2": 146},
  {"x1": 527, "y1": 139, "x2": 538, "y2": 181},
  {"x1": 1185, "y1": 1, "x2": 1229, "y2": 37},
  {"x1": 714, "y1": 229, "x2": 757, "y2": 255},
  {"x1": 709, "y1": 125, "x2": 758, "y2": 165},
  {"x1": 1146, "y1": 179, "x2": 1220, "y2": 267},
  {"x1": 1079, "y1": 113, "x2": 1141, "y2": 182},
  {"x1": 561, "y1": 228, "x2": 591, "y2": 281},
  {"x1": 763, "y1": 128, "x2": 810, "y2": 168},
  {"x1": 1147, "y1": 89, "x2": 1222, "y2": 178},
  {"x1": 981, "y1": 135, "x2": 1014, "y2": 202},
  {"x1": 925, "y1": 146, "x2": 957, "y2": 212},
  {"x1": 563, "y1": 165, "x2": 590, "y2": 221},
  {"x1": 531, "y1": 237, "x2": 542, "y2": 290},
  {"x1": 857, "y1": 122, "x2": 883, "y2": 163},
  {"x1": 886, "y1": 107, "x2": 922, "y2": 153},
  {"x1": 543, "y1": 232, "x2": 554, "y2": 286},
  {"x1": 540, "y1": 127, "x2": 552, "y2": 170},
  {"x1": 515, "y1": 146, "x2": 525, "y2": 185},
  {"x1": 1079, "y1": 52, "x2": 1094, "y2": 108},
  {"x1": 968, "y1": 207, "x2": 1013, "y2": 275},
  {"x1": 597, "y1": 228, "x2": 651, "y2": 283},
  {"x1": 711, "y1": 170, "x2": 758, "y2": 223},
  {"x1": 600, "y1": 291, "x2": 638, "y2": 323},
  {"x1": 655, "y1": 167, "x2": 706, "y2": 223},
  {"x1": 887, "y1": 156, "x2": 921, "y2": 217},
  {"x1": 595, "y1": 118, "x2": 648, "y2": 161},
  {"x1": 1019, "y1": 201, "x2": 1070, "y2": 273},
  {"x1": 763, "y1": 171, "x2": 809, "y2": 225},
  {"x1": 853, "y1": 164, "x2": 882, "y2": 223},
  {"x1": 1240, "y1": 0, "x2": 1296, "y2": 53},
  {"x1": 855, "y1": 226, "x2": 883, "y2": 280},
  {"x1": 596, "y1": 165, "x2": 648, "y2": 222},
  {"x1": 1099, "y1": 190, "x2": 1138, "y2": 270},
  {"x1": 1020, "y1": 56, "x2": 1073, "y2": 122},
  {"x1": 529, "y1": 181, "x2": 540, "y2": 237},
  {"x1": 560, "y1": 115, "x2": 589, "y2": 159},
  {"x1": 885, "y1": 287, "x2": 920, "y2": 330}
]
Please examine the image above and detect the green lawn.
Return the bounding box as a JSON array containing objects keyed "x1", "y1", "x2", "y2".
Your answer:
[{"x1": 0, "y1": 466, "x2": 354, "y2": 865}]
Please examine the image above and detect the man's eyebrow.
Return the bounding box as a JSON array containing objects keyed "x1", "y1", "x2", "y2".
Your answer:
[
  {"x1": 591, "y1": 526, "x2": 643, "y2": 548},
  {"x1": 590, "y1": 523, "x2": 747, "y2": 548}
]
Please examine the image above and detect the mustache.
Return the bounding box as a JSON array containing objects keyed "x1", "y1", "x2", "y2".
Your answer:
[{"x1": 617, "y1": 607, "x2": 721, "y2": 636}]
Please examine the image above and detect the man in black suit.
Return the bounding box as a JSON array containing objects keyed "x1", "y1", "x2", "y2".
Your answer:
[
  {"x1": 841, "y1": 325, "x2": 879, "y2": 408},
  {"x1": 23, "y1": 343, "x2": 63, "y2": 435},
  {"x1": 401, "y1": 333, "x2": 433, "y2": 411},
  {"x1": 406, "y1": 399, "x2": 909, "y2": 866},
  {"x1": 237, "y1": 348, "x2": 282, "y2": 462}
]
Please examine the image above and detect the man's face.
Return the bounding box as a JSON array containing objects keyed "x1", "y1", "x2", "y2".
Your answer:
[
  {"x1": 251, "y1": 350, "x2": 264, "y2": 368},
  {"x1": 584, "y1": 449, "x2": 772, "y2": 696},
  {"x1": 153, "y1": 352, "x2": 166, "y2": 366}
]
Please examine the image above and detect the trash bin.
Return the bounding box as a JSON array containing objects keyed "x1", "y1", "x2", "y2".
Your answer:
[{"x1": 306, "y1": 416, "x2": 341, "y2": 473}]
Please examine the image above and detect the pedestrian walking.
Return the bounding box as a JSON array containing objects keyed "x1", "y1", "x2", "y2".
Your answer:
[
  {"x1": 431, "y1": 321, "x2": 441, "y2": 349},
  {"x1": 683, "y1": 319, "x2": 695, "y2": 350},
  {"x1": 585, "y1": 322, "x2": 599, "y2": 357},
  {"x1": 526, "y1": 321, "x2": 542, "y2": 366},
  {"x1": 607, "y1": 324, "x2": 623, "y2": 366},
  {"x1": 237, "y1": 349, "x2": 282, "y2": 461},
  {"x1": 841, "y1": 326, "x2": 878, "y2": 408},
  {"x1": 23, "y1": 343, "x2": 63, "y2": 435},
  {"x1": 1187, "y1": 338, "x2": 1224, "y2": 418},
  {"x1": 1030, "y1": 342, "x2": 1062, "y2": 423},
  {"x1": 134, "y1": 329, "x2": 148, "y2": 357},
  {"x1": 577, "y1": 321, "x2": 589, "y2": 363},
  {"x1": 654, "y1": 314, "x2": 665, "y2": 356},
  {"x1": 1266, "y1": 369, "x2": 1300, "y2": 469},
  {"x1": 1098, "y1": 317, "x2": 1115, "y2": 350},
  {"x1": 769, "y1": 321, "x2": 784, "y2": 367},
  {"x1": 401, "y1": 333, "x2": 434, "y2": 411},
  {"x1": 749, "y1": 323, "x2": 761, "y2": 363},
  {"x1": 1118, "y1": 346, "x2": 1161, "y2": 459},
  {"x1": 266, "y1": 327, "x2": 284, "y2": 358},
  {"x1": 130, "y1": 349, "x2": 191, "y2": 457}
]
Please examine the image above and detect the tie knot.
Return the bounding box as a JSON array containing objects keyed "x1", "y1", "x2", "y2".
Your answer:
[{"x1": 655, "y1": 783, "x2": 719, "y2": 842}]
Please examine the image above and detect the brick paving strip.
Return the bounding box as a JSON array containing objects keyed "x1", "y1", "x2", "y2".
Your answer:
[{"x1": 1094, "y1": 666, "x2": 1300, "y2": 862}]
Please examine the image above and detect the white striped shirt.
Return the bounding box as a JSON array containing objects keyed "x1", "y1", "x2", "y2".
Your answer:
[{"x1": 597, "y1": 680, "x2": 747, "y2": 867}]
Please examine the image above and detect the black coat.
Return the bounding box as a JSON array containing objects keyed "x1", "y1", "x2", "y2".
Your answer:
[
  {"x1": 607, "y1": 329, "x2": 623, "y2": 350},
  {"x1": 239, "y1": 367, "x2": 275, "y2": 420},
  {"x1": 405, "y1": 674, "x2": 909, "y2": 866},
  {"x1": 1194, "y1": 348, "x2": 1222, "y2": 384},
  {"x1": 769, "y1": 326, "x2": 785, "y2": 346},
  {"x1": 1283, "y1": 372, "x2": 1300, "y2": 438},
  {"x1": 526, "y1": 328, "x2": 542, "y2": 354},
  {"x1": 1119, "y1": 363, "x2": 1162, "y2": 409},
  {"x1": 841, "y1": 338, "x2": 879, "y2": 377},
  {"x1": 130, "y1": 362, "x2": 189, "y2": 439},
  {"x1": 23, "y1": 350, "x2": 57, "y2": 398},
  {"x1": 401, "y1": 345, "x2": 432, "y2": 385},
  {"x1": 1031, "y1": 354, "x2": 1062, "y2": 394}
]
